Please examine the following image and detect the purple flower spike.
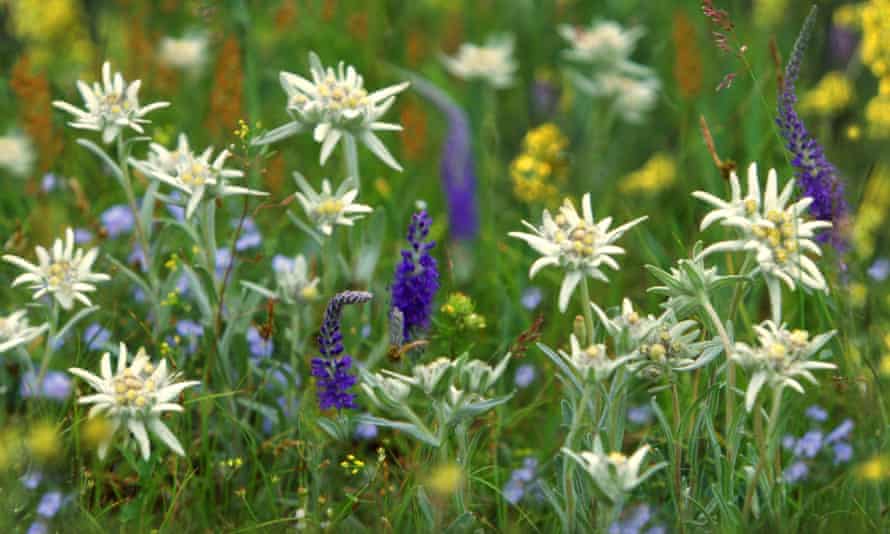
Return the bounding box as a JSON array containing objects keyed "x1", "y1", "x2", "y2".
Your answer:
[
  {"x1": 391, "y1": 211, "x2": 440, "y2": 340},
  {"x1": 408, "y1": 73, "x2": 479, "y2": 240},
  {"x1": 311, "y1": 291, "x2": 373, "y2": 411},
  {"x1": 777, "y1": 7, "x2": 848, "y2": 249}
]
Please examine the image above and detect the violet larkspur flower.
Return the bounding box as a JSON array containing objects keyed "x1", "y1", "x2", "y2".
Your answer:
[
  {"x1": 407, "y1": 73, "x2": 479, "y2": 240},
  {"x1": 777, "y1": 7, "x2": 848, "y2": 248},
  {"x1": 311, "y1": 290, "x2": 373, "y2": 411},
  {"x1": 100, "y1": 204, "x2": 135, "y2": 238},
  {"x1": 391, "y1": 211, "x2": 439, "y2": 340}
]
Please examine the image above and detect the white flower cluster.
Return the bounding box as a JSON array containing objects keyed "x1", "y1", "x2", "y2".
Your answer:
[{"x1": 441, "y1": 34, "x2": 518, "y2": 89}]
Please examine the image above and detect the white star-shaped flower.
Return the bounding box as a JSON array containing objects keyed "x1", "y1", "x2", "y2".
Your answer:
[
  {"x1": 3, "y1": 228, "x2": 111, "y2": 310},
  {"x1": 292, "y1": 173, "x2": 372, "y2": 236},
  {"x1": 132, "y1": 134, "x2": 268, "y2": 219},
  {"x1": 558, "y1": 333, "x2": 634, "y2": 382},
  {"x1": 562, "y1": 435, "x2": 666, "y2": 503},
  {"x1": 0, "y1": 310, "x2": 48, "y2": 353},
  {"x1": 53, "y1": 61, "x2": 169, "y2": 144},
  {"x1": 259, "y1": 52, "x2": 409, "y2": 171},
  {"x1": 558, "y1": 20, "x2": 645, "y2": 64},
  {"x1": 441, "y1": 34, "x2": 517, "y2": 89},
  {"x1": 68, "y1": 342, "x2": 200, "y2": 460},
  {"x1": 693, "y1": 162, "x2": 832, "y2": 294},
  {"x1": 732, "y1": 320, "x2": 836, "y2": 412},
  {"x1": 242, "y1": 254, "x2": 320, "y2": 303},
  {"x1": 509, "y1": 193, "x2": 646, "y2": 312}
]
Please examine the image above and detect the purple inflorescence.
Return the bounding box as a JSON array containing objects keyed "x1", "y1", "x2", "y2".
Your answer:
[
  {"x1": 391, "y1": 211, "x2": 440, "y2": 340},
  {"x1": 311, "y1": 291, "x2": 373, "y2": 411},
  {"x1": 777, "y1": 8, "x2": 848, "y2": 249}
]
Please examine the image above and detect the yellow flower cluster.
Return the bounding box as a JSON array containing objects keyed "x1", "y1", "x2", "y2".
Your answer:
[
  {"x1": 858, "y1": 455, "x2": 890, "y2": 481},
  {"x1": 8, "y1": 0, "x2": 92, "y2": 70},
  {"x1": 861, "y1": 0, "x2": 890, "y2": 78},
  {"x1": 800, "y1": 72, "x2": 854, "y2": 116},
  {"x1": 619, "y1": 152, "x2": 677, "y2": 195},
  {"x1": 852, "y1": 164, "x2": 890, "y2": 258},
  {"x1": 753, "y1": 0, "x2": 790, "y2": 28},
  {"x1": 510, "y1": 123, "x2": 569, "y2": 205},
  {"x1": 866, "y1": 79, "x2": 890, "y2": 138}
]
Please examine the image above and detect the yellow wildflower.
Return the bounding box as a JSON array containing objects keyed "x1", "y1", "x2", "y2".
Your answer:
[
  {"x1": 861, "y1": 0, "x2": 890, "y2": 78},
  {"x1": 27, "y1": 421, "x2": 60, "y2": 463},
  {"x1": 800, "y1": 72, "x2": 854, "y2": 116},
  {"x1": 865, "y1": 81, "x2": 890, "y2": 138},
  {"x1": 852, "y1": 164, "x2": 890, "y2": 257},
  {"x1": 620, "y1": 152, "x2": 677, "y2": 195},
  {"x1": 753, "y1": 0, "x2": 790, "y2": 28},
  {"x1": 82, "y1": 415, "x2": 114, "y2": 451},
  {"x1": 848, "y1": 282, "x2": 867, "y2": 308},
  {"x1": 858, "y1": 455, "x2": 890, "y2": 481},
  {"x1": 426, "y1": 462, "x2": 464, "y2": 497}
]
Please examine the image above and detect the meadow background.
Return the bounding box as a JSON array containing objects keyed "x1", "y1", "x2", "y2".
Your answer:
[{"x1": 0, "y1": 0, "x2": 888, "y2": 532}]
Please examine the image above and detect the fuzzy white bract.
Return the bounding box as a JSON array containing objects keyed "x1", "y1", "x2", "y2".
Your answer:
[
  {"x1": 0, "y1": 310, "x2": 48, "y2": 353},
  {"x1": 559, "y1": 334, "x2": 633, "y2": 382},
  {"x1": 732, "y1": 320, "x2": 836, "y2": 412},
  {"x1": 68, "y1": 342, "x2": 200, "y2": 460},
  {"x1": 243, "y1": 254, "x2": 320, "y2": 303},
  {"x1": 558, "y1": 20, "x2": 645, "y2": 64},
  {"x1": 693, "y1": 163, "x2": 831, "y2": 294},
  {"x1": 0, "y1": 132, "x2": 36, "y2": 178},
  {"x1": 3, "y1": 228, "x2": 110, "y2": 310},
  {"x1": 574, "y1": 72, "x2": 660, "y2": 124},
  {"x1": 441, "y1": 34, "x2": 517, "y2": 89},
  {"x1": 509, "y1": 194, "x2": 646, "y2": 312},
  {"x1": 293, "y1": 173, "x2": 372, "y2": 236},
  {"x1": 133, "y1": 134, "x2": 268, "y2": 219},
  {"x1": 158, "y1": 35, "x2": 208, "y2": 71},
  {"x1": 53, "y1": 61, "x2": 169, "y2": 144},
  {"x1": 276, "y1": 52, "x2": 409, "y2": 170},
  {"x1": 562, "y1": 436, "x2": 666, "y2": 503}
]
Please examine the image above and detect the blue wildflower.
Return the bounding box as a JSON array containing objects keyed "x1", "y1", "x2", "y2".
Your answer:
[
  {"x1": 794, "y1": 430, "x2": 823, "y2": 459},
  {"x1": 41, "y1": 173, "x2": 58, "y2": 193},
  {"x1": 175, "y1": 320, "x2": 204, "y2": 354},
  {"x1": 73, "y1": 228, "x2": 93, "y2": 244},
  {"x1": 628, "y1": 405, "x2": 653, "y2": 425},
  {"x1": 311, "y1": 291, "x2": 373, "y2": 411},
  {"x1": 777, "y1": 7, "x2": 848, "y2": 248},
  {"x1": 21, "y1": 471, "x2": 43, "y2": 490},
  {"x1": 355, "y1": 418, "x2": 379, "y2": 440},
  {"x1": 408, "y1": 73, "x2": 479, "y2": 240},
  {"x1": 216, "y1": 248, "x2": 233, "y2": 278},
  {"x1": 514, "y1": 364, "x2": 536, "y2": 388},
  {"x1": 235, "y1": 217, "x2": 262, "y2": 251},
  {"x1": 608, "y1": 504, "x2": 665, "y2": 534},
  {"x1": 20, "y1": 371, "x2": 71, "y2": 401},
  {"x1": 129, "y1": 245, "x2": 147, "y2": 272},
  {"x1": 503, "y1": 458, "x2": 541, "y2": 505},
  {"x1": 868, "y1": 258, "x2": 890, "y2": 282},
  {"x1": 825, "y1": 419, "x2": 854, "y2": 444},
  {"x1": 166, "y1": 191, "x2": 185, "y2": 221},
  {"x1": 27, "y1": 522, "x2": 48, "y2": 534},
  {"x1": 833, "y1": 442, "x2": 853, "y2": 464},
  {"x1": 784, "y1": 460, "x2": 810, "y2": 483},
  {"x1": 391, "y1": 211, "x2": 439, "y2": 340},
  {"x1": 100, "y1": 204, "x2": 135, "y2": 238},
  {"x1": 83, "y1": 323, "x2": 111, "y2": 351},
  {"x1": 246, "y1": 326, "x2": 274, "y2": 359},
  {"x1": 36, "y1": 491, "x2": 63, "y2": 518},
  {"x1": 805, "y1": 405, "x2": 828, "y2": 422},
  {"x1": 520, "y1": 286, "x2": 543, "y2": 310}
]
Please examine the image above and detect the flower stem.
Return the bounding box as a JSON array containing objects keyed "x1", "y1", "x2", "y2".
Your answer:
[
  {"x1": 35, "y1": 301, "x2": 60, "y2": 387},
  {"x1": 343, "y1": 133, "x2": 360, "y2": 193},
  {"x1": 671, "y1": 382, "x2": 685, "y2": 526},
  {"x1": 701, "y1": 297, "x2": 736, "y2": 458},
  {"x1": 562, "y1": 382, "x2": 592, "y2": 532},
  {"x1": 579, "y1": 278, "x2": 596, "y2": 347}
]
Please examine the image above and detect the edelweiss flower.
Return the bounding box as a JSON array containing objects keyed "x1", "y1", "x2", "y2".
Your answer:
[
  {"x1": 558, "y1": 334, "x2": 634, "y2": 381},
  {"x1": 0, "y1": 132, "x2": 36, "y2": 178},
  {"x1": 558, "y1": 20, "x2": 645, "y2": 64},
  {"x1": 269, "y1": 52, "x2": 409, "y2": 170},
  {"x1": 0, "y1": 310, "x2": 48, "y2": 353},
  {"x1": 562, "y1": 436, "x2": 666, "y2": 503},
  {"x1": 243, "y1": 254, "x2": 320, "y2": 303},
  {"x1": 293, "y1": 173, "x2": 372, "y2": 236},
  {"x1": 627, "y1": 313, "x2": 722, "y2": 379},
  {"x1": 574, "y1": 72, "x2": 660, "y2": 124},
  {"x1": 509, "y1": 194, "x2": 646, "y2": 312},
  {"x1": 441, "y1": 34, "x2": 517, "y2": 89},
  {"x1": 53, "y1": 61, "x2": 169, "y2": 144},
  {"x1": 732, "y1": 320, "x2": 836, "y2": 412},
  {"x1": 693, "y1": 163, "x2": 832, "y2": 294},
  {"x1": 3, "y1": 228, "x2": 110, "y2": 310},
  {"x1": 459, "y1": 354, "x2": 511, "y2": 393},
  {"x1": 158, "y1": 35, "x2": 208, "y2": 71},
  {"x1": 590, "y1": 298, "x2": 658, "y2": 344},
  {"x1": 133, "y1": 135, "x2": 268, "y2": 219},
  {"x1": 381, "y1": 357, "x2": 453, "y2": 394},
  {"x1": 68, "y1": 342, "x2": 200, "y2": 460}
]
